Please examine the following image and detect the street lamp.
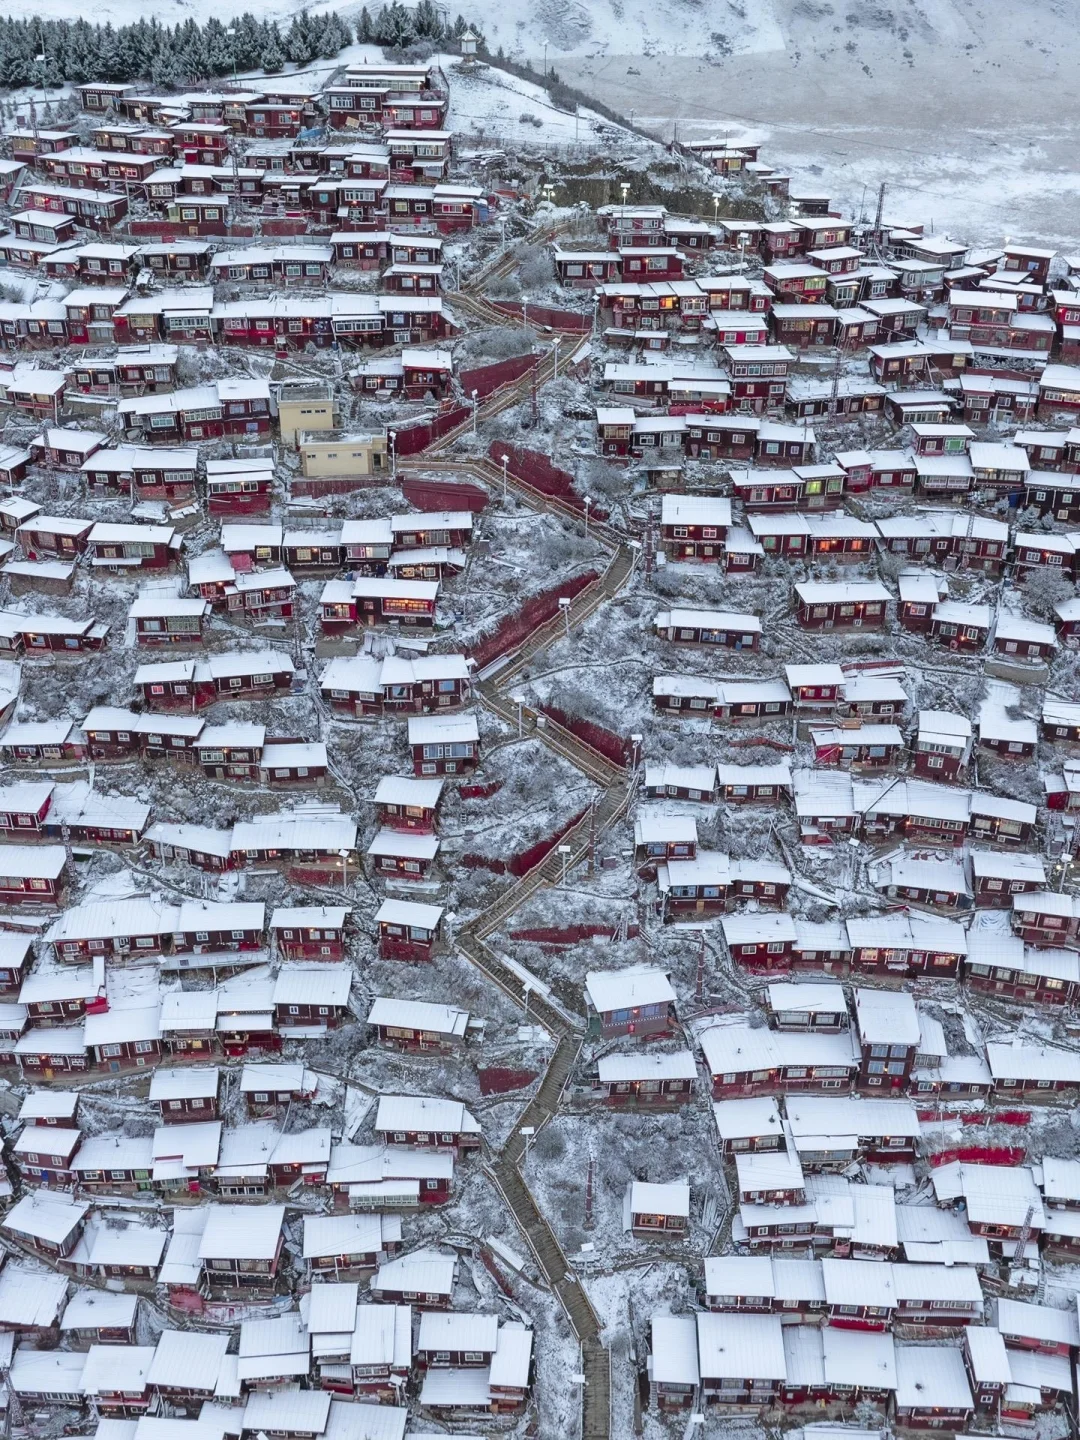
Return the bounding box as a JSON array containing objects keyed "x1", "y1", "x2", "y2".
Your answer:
[
  {"x1": 712, "y1": 192, "x2": 721, "y2": 225},
  {"x1": 337, "y1": 848, "x2": 349, "y2": 893},
  {"x1": 388, "y1": 429, "x2": 397, "y2": 479},
  {"x1": 620, "y1": 181, "x2": 629, "y2": 212},
  {"x1": 583, "y1": 495, "x2": 591, "y2": 538},
  {"x1": 512, "y1": 693, "x2": 526, "y2": 738},
  {"x1": 471, "y1": 388, "x2": 478, "y2": 436},
  {"x1": 521, "y1": 294, "x2": 529, "y2": 331},
  {"x1": 520, "y1": 1125, "x2": 535, "y2": 1164},
  {"x1": 558, "y1": 596, "x2": 571, "y2": 638},
  {"x1": 558, "y1": 843, "x2": 571, "y2": 885},
  {"x1": 501, "y1": 453, "x2": 509, "y2": 502},
  {"x1": 552, "y1": 335, "x2": 561, "y2": 379}
]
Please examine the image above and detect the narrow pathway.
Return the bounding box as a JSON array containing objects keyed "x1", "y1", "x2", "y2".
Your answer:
[{"x1": 438, "y1": 242, "x2": 635, "y2": 1440}]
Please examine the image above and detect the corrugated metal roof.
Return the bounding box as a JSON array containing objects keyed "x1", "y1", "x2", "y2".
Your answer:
[
  {"x1": 373, "y1": 1247, "x2": 455, "y2": 1295},
  {"x1": 59, "y1": 1287, "x2": 137, "y2": 1332},
  {"x1": 198, "y1": 1203, "x2": 284, "y2": 1261},
  {"x1": 147, "y1": 1329, "x2": 230, "y2": 1388},
  {"x1": 303, "y1": 1213, "x2": 385, "y2": 1259},
  {"x1": 650, "y1": 1314, "x2": 699, "y2": 1388},
  {"x1": 322, "y1": 1398, "x2": 407, "y2": 1440},
  {"x1": 584, "y1": 966, "x2": 675, "y2": 1013},
  {"x1": 997, "y1": 1297, "x2": 1079, "y2": 1347},
  {"x1": 695, "y1": 1311, "x2": 786, "y2": 1380},
  {"x1": 894, "y1": 1344, "x2": 972, "y2": 1409},
  {"x1": 306, "y1": 1281, "x2": 360, "y2": 1336},
  {"x1": 823, "y1": 1327, "x2": 897, "y2": 1389},
  {"x1": 375, "y1": 1095, "x2": 479, "y2": 1135},
  {"x1": 0, "y1": 1262, "x2": 67, "y2": 1328},
  {"x1": 80, "y1": 1344, "x2": 155, "y2": 1395},
  {"x1": 703, "y1": 1255, "x2": 775, "y2": 1299},
  {"x1": 242, "y1": 1386, "x2": 331, "y2": 1433}
]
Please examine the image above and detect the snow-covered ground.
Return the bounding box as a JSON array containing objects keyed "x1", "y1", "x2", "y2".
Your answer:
[{"x1": 6, "y1": 0, "x2": 1078, "y2": 239}]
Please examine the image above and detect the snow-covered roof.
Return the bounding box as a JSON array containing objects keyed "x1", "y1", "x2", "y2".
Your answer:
[
  {"x1": 894, "y1": 1344, "x2": 973, "y2": 1410},
  {"x1": 367, "y1": 997, "x2": 467, "y2": 1037},
  {"x1": 375, "y1": 1095, "x2": 479, "y2": 1135},
  {"x1": 374, "y1": 898, "x2": 443, "y2": 931},
  {"x1": 767, "y1": 981, "x2": 847, "y2": 1015},
  {"x1": 711, "y1": 1097, "x2": 783, "y2": 1143},
  {"x1": 373, "y1": 1246, "x2": 455, "y2": 1295},
  {"x1": 854, "y1": 987, "x2": 920, "y2": 1045},
  {"x1": 596, "y1": 1050, "x2": 697, "y2": 1083},
  {"x1": 627, "y1": 1179, "x2": 690, "y2": 1217},
  {"x1": 60, "y1": 1287, "x2": 137, "y2": 1332},
  {"x1": 3, "y1": 1191, "x2": 88, "y2": 1243},
  {"x1": 699, "y1": 1023, "x2": 857, "y2": 1077},
  {"x1": 0, "y1": 1262, "x2": 67, "y2": 1328},
  {"x1": 584, "y1": 966, "x2": 675, "y2": 1013},
  {"x1": 199, "y1": 1203, "x2": 284, "y2": 1261},
  {"x1": 695, "y1": 1311, "x2": 786, "y2": 1381}
]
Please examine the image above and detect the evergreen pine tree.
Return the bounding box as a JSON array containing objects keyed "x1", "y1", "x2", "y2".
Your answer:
[
  {"x1": 286, "y1": 14, "x2": 314, "y2": 66},
  {"x1": 260, "y1": 33, "x2": 285, "y2": 73}
]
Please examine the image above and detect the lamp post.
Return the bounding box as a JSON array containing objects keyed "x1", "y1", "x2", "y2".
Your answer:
[
  {"x1": 558, "y1": 596, "x2": 571, "y2": 638},
  {"x1": 521, "y1": 294, "x2": 529, "y2": 331},
  {"x1": 471, "y1": 388, "x2": 478, "y2": 436},
  {"x1": 712, "y1": 192, "x2": 720, "y2": 225},
  {"x1": 552, "y1": 335, "x2": 561, "y2": 379},
  {"x1": 337, "y1": 848, "x2": 349, "y2": 894},
  {"x1": 228, "y1": 22, "x2": 240, "y2": 83},
  {"x1": 620, "y1": 181, "x2": 629, "y2": 212},
  {"x1": 501, "y1": 453, "x2": 509, "y2": 502},
  {"x1": 388, "y1": 429, "x2": 396, "y2": 479},
  {"x1": 558, "y1": 843, "x2": 571, "y2": 885},
  {"x1": 520, "y1": 1125, "x2": 535, "y2": 1164},
  {"x1": 583, "y1": 495, "x2": 591, "y2": 538},
  {"x1": 512, "y1": 693, "x2": 526, "y2": 738}
]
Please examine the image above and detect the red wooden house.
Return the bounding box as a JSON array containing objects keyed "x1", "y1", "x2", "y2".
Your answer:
[
  {"x1": 723, "y1": 345, "x2": 792, "y2": 413},
  {"x1": 225, "y1": 568, "x2": 296, "y2": 623},
  {"x1": 794, "y1": 581, "x2": 889, "y2": 629},
  {"x1": 375, "y1": 898, "x2": 443, "y2": 963},
  {"x1": 270, "y1": 907, "x2": 349, "y2": 962},
  {"x1": 87, "y1": 522, "x2": 178, "y2": 572},
  {"x1": 408, "y1": 713, "x2": 479, "y2": 777},
  {"x1": 0, "y1": 846, "x2": 67, "y2": 908},
  {"x1": 15, "y1": 516, "x2": 94, "y2": 563},
  {"x1": 591, "y1": 1051, "x2": 697, "y2": 1107}
]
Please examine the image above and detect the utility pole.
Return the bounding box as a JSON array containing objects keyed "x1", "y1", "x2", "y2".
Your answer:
[
  {"x1": 696, "y1": 932, "x2": 705, "y2": 1004},
  {"x1": 873, "y1": 181, "x2": 887, "y2": 234},
  {"x1": 827, "y1": 338, "x2": 847, "y2": 422},
  {"x1": 584, "y1": 1149, "x2": 595, "y2": 1229}
]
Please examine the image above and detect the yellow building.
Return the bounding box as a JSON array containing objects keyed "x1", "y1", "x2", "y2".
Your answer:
[
  {"x1": 298, "y1": 431, "x2": 389, "y2": 479},
  {"x1": 278, "y1": 384, "x2": 336, "y2": 445}
]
